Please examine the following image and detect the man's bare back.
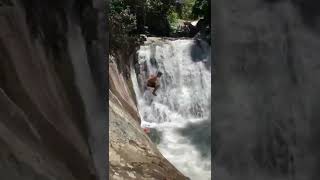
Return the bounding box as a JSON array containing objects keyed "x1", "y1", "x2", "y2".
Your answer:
[{"x1": 146, "y1": 71, "x2": 162, "y2": 96}]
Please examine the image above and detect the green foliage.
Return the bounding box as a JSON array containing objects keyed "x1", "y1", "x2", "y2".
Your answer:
[
  {"x1": 168, "y1": 10, "x2": 179, "y2": 29},
  {"x1": 192, "y1": 0, "x2": 209, "y2": 19},
  {"x1": 146, "y1": 0, "x2": 175, "y2": 14},
  {"x1": 109, "y1": 0, "x2": 176, "y2": 54},
  {"x1": 180, "y1": 0, "x2": 196, "y2": 20},
  {"x1": 109, "y1": 0, "x2": 139, "y2": 56},
  {"x1": 109, "y1": 0, "x2": 208, "y2": 51}
]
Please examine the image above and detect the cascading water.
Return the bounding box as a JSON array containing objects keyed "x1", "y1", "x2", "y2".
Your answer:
[{"x1": 131, "y1": 37, "x2": 211, "y2": 180}]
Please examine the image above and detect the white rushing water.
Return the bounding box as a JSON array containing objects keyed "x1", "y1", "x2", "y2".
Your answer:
[{"x1": 131, "y1": 38, "x2": 211, "y2": 180}]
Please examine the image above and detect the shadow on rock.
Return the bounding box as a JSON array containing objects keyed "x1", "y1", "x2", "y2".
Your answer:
[
  {"x1": 146, "y1": 128, "x2": 163, "y2": 145},
  {"x1": 190, "y1": 39, "x2": 211, "y2": 69},
  {"x1": 178, "y1": 119, "x2": 211, "y2": 158}
]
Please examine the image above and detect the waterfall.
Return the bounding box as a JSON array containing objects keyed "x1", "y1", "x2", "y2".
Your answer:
[{"x1": 131, "y1": 37, "x2": 211, "y2": 180}]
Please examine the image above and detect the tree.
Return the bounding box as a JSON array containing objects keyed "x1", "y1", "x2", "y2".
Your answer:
[
  {"x1": 109, "y1": 0, "x2": 138, "y2": 56},
  {"x1": 192, "y1": 0, "x2": 210, "y2": 20}
]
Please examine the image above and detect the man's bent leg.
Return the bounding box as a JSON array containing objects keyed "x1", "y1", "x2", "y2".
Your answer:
[{"x1": 152, "y1": 84, "x2": 160, "y2": 96}]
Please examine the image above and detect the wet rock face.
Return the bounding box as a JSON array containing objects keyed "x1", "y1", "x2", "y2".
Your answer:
[
  {"x1": 0, "y1": 0, "x2": 107, "y2": 180},
  {"x1": 109, "y1": 59, "x2": 140, "y2": 124},
  {"x1": 213, "y1": 0, "x2": 320, "y2": 180}
]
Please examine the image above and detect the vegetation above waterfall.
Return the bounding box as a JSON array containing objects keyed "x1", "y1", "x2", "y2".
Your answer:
[
  {"x1": 109, "y1": 0, "x2": 211, "y2": 55},
  {"x1": 109, "y1": 0, "x2": 175, "y2": 55}
]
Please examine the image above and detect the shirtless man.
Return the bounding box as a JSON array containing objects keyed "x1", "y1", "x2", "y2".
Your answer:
[{"x1": 146, "y1": 71, "x2": 162, "y2": 96}]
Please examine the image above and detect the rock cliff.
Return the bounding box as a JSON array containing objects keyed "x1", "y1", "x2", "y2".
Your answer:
[
  {"x1": 213, "y1": 0, "x2": 320, "y2": 179},
  {"x1": 0, "y1": 0, "x2": 107, "y2": 179}
]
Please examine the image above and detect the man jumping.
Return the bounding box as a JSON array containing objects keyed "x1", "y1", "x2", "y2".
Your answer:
[{"x1": 146, "y1": 71, "x2": 163, "y2": 96}]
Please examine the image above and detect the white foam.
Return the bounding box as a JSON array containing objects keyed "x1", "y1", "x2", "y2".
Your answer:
[{"x1": 132, "y1": 39, "x2": 211, "y2": 180}]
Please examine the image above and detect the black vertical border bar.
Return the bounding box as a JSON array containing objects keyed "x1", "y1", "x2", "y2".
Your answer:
[
  {"x1": 211, "y1": 0, "x2": 216, "y2": 179},
  {"x1": 105, "y1": 0, "x2": 110, "y2": 179}
]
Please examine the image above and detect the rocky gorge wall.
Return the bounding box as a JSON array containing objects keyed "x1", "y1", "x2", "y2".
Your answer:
[
  {"x1": 0, "y1": 0, "x2": 107, "y2": 179},
  {"x1": 213, "y1": 0, "x2": 320, "y2": 179}
]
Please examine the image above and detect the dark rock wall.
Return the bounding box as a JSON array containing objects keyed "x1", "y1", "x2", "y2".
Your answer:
[
  {"x1": 0, "y1": 0, "x2": 107, "y2": 179},
  {"x1": 212, "y1": 0, "x2": 320, "y2": 179}
]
